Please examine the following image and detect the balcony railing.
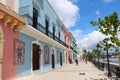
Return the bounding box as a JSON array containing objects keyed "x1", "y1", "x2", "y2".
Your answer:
[{"x1": 19, "y1": 8, "x2": 68, "y2": 48}]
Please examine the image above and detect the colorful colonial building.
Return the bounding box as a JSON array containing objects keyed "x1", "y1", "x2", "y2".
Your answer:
[
  {"x1": 0, "y1": 0, "x2": 76, "y2": 79},
  {"x1": 18, "y1": 0, "x2": 68, "y2": 78},
  {"x1": 72, "y1": 35, "x2": 78, "y2": 60},
  {"x1": 62, "y1": 25, "x2": 73, "y2": 64},
  {"x1": 0, "y1": 0, "x2": 26, "y2": 80}
]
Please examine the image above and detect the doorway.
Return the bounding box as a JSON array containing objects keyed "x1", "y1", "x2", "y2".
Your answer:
[
  {"x1": 52, "y1": 49, "x2": 55, "y2": 69},
  {"x1": 32, "y1": 44, "x2": 40, "y2": 71},
  {"x1": 60, "y1": 52, "x2": 62, "y2": 66},
  {"x1": 0, "y1": 26, "x2": 3, "y2": 78}
]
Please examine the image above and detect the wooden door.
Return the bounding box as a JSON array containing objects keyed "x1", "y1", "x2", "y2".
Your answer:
[{"x1": 32, "y1": 44, "x2": 40, "y2": 71}]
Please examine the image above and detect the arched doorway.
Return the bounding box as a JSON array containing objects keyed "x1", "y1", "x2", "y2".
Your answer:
[
  {"x1": 32, "y1": 43, "x2": 41, "y2": 71},
  {"x1": 0, "y1": 26, "x2": 3, "y2": 78},
  {"x1": 51, "y1": 49, "x2": 55, "y2": 69}
]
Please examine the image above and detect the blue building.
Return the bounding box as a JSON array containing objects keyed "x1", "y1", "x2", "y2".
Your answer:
[
  {"x1": 72, "y1": 35, "x2": 78, "y2": 60},
  {"x1": 18, "y1": 0, "x2": 68, "y2": 77}
]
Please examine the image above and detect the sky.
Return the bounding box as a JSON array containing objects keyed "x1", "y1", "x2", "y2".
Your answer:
[{"x1": 48, "y1": 0, "x2": 120, "y2": 51}]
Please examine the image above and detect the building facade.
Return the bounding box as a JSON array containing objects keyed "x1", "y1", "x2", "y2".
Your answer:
[
  {"x1": 0, "y1": 0, "x2": 26, "y2": 80},
  {"x1": 62, "y1": 25, "x2": 73, "y2": 64},
  {"x1": 0, "y1": 0, "x2": 75, "y2": 79},
  {"x1": 77, "y1": 48, "x2": 84, "y2": 60},
  {"x1": 72, "y1": 35, "x2": 78, "y2": 60},
  {"x1": 18, "y1": 0, "x2": 67, "y2": 77}
]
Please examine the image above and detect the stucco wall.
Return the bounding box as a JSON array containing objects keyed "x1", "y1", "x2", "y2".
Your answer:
[{"x1": 0, "y1": 20, "x2": 18, "y2": 80}]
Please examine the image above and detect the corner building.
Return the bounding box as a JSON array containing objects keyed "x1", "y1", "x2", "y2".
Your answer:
[{"x1": 0, "y1": 0, "x2": 26, "y2": 80}]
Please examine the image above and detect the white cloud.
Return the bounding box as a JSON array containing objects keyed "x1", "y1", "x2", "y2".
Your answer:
[
  {"x1": 103, "y1": 0, "x2": 113, "y2": 3},
  {"x1": 48, "y1": 0, "x2": 80, "y2": 28},
  {"x1": 76, "y1": 31, "x2": 106, "y2": 51},
  {"x1": 71, "y1": 29, "x2": 82, "y2": 38},
  {"x1": 96, "y1": 10, "x2": 100, "y2": 15}
]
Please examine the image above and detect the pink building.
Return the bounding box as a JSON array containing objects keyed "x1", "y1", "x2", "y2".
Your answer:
[
  {"x1": 0, "y1": 1, "x2": 26, "y2": 80},
  {"x1": 62, "y1": 25, "x2": 73, "y2": 64}
]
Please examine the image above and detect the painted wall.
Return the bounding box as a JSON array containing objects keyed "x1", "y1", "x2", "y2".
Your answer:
[
  {"x1": 0, "y1": 20, "x2": 18, "y2": 80},
  {"x1": 18, "y1": 32, "x2": 64, "y2": 77},
  {"x1": 18, "y1": 33, "x2": 35, "y2": 77},
  {"x1": 18, "y1": 0, "x2": 65, "y2": 77}
]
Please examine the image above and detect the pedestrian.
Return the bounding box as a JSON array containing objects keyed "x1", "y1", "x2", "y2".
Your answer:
[
  {"x1": 83, "y1": 49, "x2": 87, "y2": 64},
  {"x1": 75, "y1": 59, "x2": 78, "y2": 65}
]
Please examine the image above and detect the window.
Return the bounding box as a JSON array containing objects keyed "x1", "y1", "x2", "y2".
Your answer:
[
  {"x1": 58, "y1": 29, "x2": 60, "y2": 42},
  {"x1": 44, "y1": 46, "x2": 49, "y2": 64},
  {"x1": 33, "y1": 7, "x2": 38, "y2": 29},
  {"x1": 45, "y1": 18, "x2": 49, "y2": 36},
  {"x1": 65, "y1": 36, "x2": 66, "y2": 43},
  {"x1": 52, "y1": 25, "x2": 55, "y2": 39}
]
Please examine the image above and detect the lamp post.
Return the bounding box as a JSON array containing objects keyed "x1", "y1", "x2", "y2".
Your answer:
[
  {"x1": 106, "y1": 48, "x2": 110, "y2": 77},
  {"x1": 105, "y1": 40, "x2": 111, "y2": 77}
]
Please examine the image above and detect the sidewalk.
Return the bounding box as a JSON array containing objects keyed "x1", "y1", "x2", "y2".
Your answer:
[{"x1": 16, "y1": 61, "x2": 110, "y2": 80}]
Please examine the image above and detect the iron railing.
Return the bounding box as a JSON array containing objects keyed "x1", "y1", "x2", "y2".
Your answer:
[
  {"x1": 91, "y1": 60, "x2": 120, "y2": 80},
  {"x1": 19, "y1": 7, "x2": 69, "y2": 48}
]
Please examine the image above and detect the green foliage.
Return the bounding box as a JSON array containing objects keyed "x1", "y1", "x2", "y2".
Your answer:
[
  {"x1": 86, "y1": 51, "x2": 93, "y2": 61},
  {"x1": 91, "y1": 11, "x2": 120, "y2": 52},
  {"x1": 87, "y1": 51, "x2": 93, "y2": 58}
]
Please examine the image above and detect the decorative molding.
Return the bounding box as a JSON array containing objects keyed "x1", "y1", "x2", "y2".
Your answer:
[
  {"x1": 4, "y1": 16, "x2": 12, "y2": 26},
  {"x1": 0, "y1": 3, "x2": 26, "y2": 23},
  {"x1": 10, "y1": 20, "x2": 18, "y2": 29},
  {"x1": 15, "y1": 23, "x2": 24, "y2": 31},
  {"x1": 44, "y1": 14, "x2": 50, "y2": 20},
  {"x1": 0, "y1": 11, "x2": 5, "y2": 19},
  {"x1": 20, "y1": 25, "x2": 67, "y2": 50},
  {"x1": 0, "y1": 3, "x2": 26, "y2": 31},
  {"x1": 33, "y1": 0, "x2": 40, "y2": 8}
]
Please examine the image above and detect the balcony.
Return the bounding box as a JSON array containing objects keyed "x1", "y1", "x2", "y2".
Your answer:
[{"x1": 19, "y1": 6, "x2": 68, "y2": 48}]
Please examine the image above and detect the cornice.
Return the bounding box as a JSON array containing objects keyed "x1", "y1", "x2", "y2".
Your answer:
[{"x1": 0, "y1": 3, "x2": 26, "y2": 31}]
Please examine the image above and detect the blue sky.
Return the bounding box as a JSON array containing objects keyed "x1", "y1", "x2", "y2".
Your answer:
[
  {"x1": 48, "y1": 0, "x2": 120, "y2": 51},
  {"x1": 71, "y1": 0, "x2": 120, "y2": 34}
]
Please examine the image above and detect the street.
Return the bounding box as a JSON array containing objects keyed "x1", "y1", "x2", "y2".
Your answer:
[{"x1": 16, "y1": 61, "x2": 109, "y2": 80}]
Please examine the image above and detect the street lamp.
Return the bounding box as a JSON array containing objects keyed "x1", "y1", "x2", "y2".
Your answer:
[{"x1": 106, "y1": 47, "x2": 110, "y2": 77}]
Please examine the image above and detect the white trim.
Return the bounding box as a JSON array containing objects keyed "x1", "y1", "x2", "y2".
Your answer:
[
  {"x1": 45, "y1": 14, "x2": 50, "y2": 20},
  {"x1": 0, "y1": 0, "x2": 6, "y2": 5},
  {"x1": 20, "y1": 25, "x2": 67, "y2": 50},
  {"x1": 32, "y1": 0, "x2": 40, "y2": 8},
  {"x1": 14, "y1": 0, "x2": 19, "y2": 13},
  {"x1": 51, "y1": 47, "x2": 56, "y2": 68},
  {"x1": 43, "y1": 0, "x2": 57, "y2": 19}
]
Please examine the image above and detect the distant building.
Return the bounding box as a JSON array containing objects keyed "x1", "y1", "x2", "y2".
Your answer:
[
  {"x1": 62, "y1": 25, "x2": 73, "y2": 64},
  {"x1": 77, "y1": 48, "x2": 84, "y2": 60},
  {"x1": 72, "y1": 35, "x2": 78, "y2": 60}
]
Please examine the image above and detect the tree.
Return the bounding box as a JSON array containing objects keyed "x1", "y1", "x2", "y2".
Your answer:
[
  {"x1": 91, "y1": 12, "x2": 120, "y2": 46},
  {"x1": 86, "y1": 51, "x2": 93, "y2": 61},
  {"x1": 92, "y1": 43, "x2": 102, "y2": 69},
  {"x1": 90, "y1": 12, "x2": 120, "y2": 77}
]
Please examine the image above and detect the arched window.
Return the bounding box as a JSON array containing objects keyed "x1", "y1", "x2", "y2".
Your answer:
[{"x1": 44, "y1": 46, "x2": 49, "y2": 64}]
